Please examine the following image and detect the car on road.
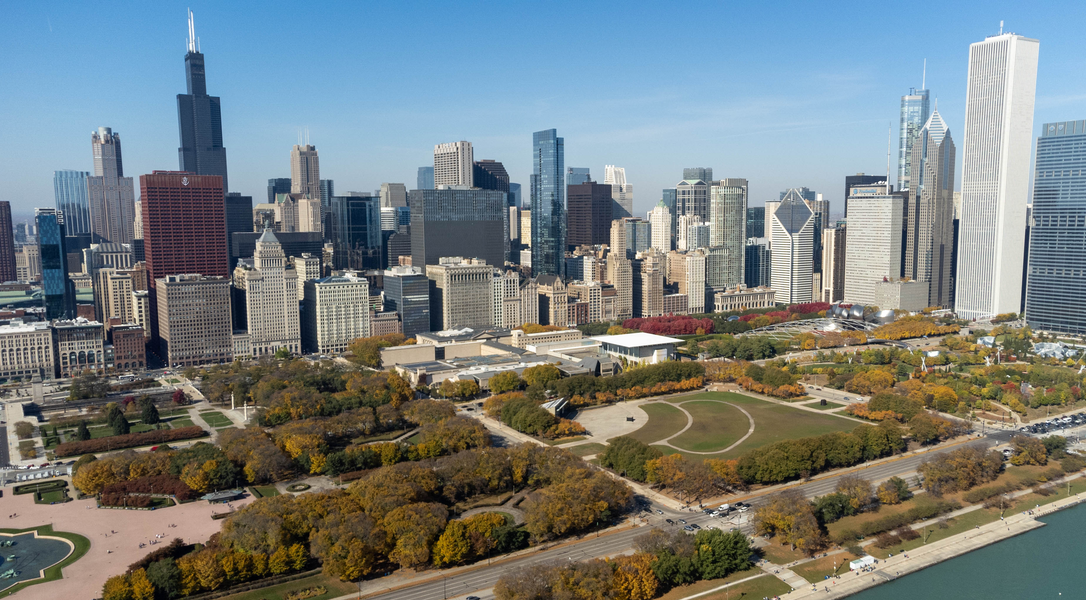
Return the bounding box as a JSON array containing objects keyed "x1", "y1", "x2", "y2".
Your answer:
[
  {"x1": 655, "y1": 509, "x2": 663, "y2": 515},
  {"x1": 466, "y1": 596, "x2": 480, "y2": 600},
  {"x1": 679, "y1": 519, "x2": 687, "y2": 524},
  {"x1": 665, "y1": 519, "x2": 674, "y2": 524},
  {"x1": 691, "y1": 523, "x2": 701, "y2": 529},
  {"x1": 683, "y1": 525, "x2": 694, "y2": 531}
]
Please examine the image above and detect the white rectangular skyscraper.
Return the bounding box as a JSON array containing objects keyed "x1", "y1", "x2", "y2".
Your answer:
[
  {"x1": 955, "y1": 32, "x2": 1039, "y2": 320},
  {"x1": 434, "y1": 141, "x2": 473, "y2": 187}
]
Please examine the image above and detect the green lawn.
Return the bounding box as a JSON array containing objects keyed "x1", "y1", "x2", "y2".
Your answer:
[
  {"x1": 791, "y1": 553, "x2": 859, "y2": 583},
  {"x1": 0, "y1": 525, "x2": 90, "y2": 598},
  {"x1": 250, "y1": 485, "x2": 281, "y2": 499},
  {"x1": 198, "y1": 411, "x2": 234, "y2": 428},
  {"x1": 35, "y1": 489, "x2": 68, "y2": 504},
  {"x1": 806, "y1": 401, "x2": 845, "y2": 410},
  {"x1": 351, "y1": 429, "x2": 411, "y2": 444},
  {"x1": 212, "y1": 573, "x2": 358, "y2": 600},
  {"x1": 566, "y1": 443, "x2": 607, "y2": 457},
  {"x1": 694, "y1": 392, "x2": 858, "y2": 460},
  {"x1": 169, "y1": 417, "x2": 195, "y2": 429},
  {"x1": 760, "y1": 541, "x2": 808, "y2": 565},
  {"x1": 669, "y1": 401, "x2": 750, "y2": 452},
  {"x1": 545, "y1": 436, "x2": 587, "y2": 446},
  {"x1": 624, "y1": 402, "x2": 688, "y2": 444},
  {"x1": 657, "y1": 571, "x2": 789, "y2": 600}
]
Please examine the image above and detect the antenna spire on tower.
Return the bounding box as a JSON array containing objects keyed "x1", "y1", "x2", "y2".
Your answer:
[
  {"x1": 922, "y1": 59, "x2": 926, "y2": 89},
  {"x1": 187, "y1": 8, "x2": 196, "y2": 53},
  {"x1": 887, "y1": 124, "x2": 892, "y2": 191}
]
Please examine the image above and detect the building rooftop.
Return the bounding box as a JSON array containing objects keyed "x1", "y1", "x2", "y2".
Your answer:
[{"x1": 591, "y1": 332, "x2": 684, "y2": 347}]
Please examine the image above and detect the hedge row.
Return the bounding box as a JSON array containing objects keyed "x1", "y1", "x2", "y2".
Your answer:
[
  {"x1": 13, "y1": 480, "x2": 67, "y2": 495},
  {"x1": 54, "y1": 426, "x2": 206, "y2": 457},
  {"x1": 102, "y1": 475, "x2": 197, "y2": 501}
]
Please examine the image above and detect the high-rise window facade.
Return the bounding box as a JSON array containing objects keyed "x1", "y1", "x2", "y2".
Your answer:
[
  {"x1": 329, "y1": 195, "x2": 381, "y2": 270},
  {"x1": 1026, "y1": 120, "x2": 1086, "y2": 333},
  {"x1": 88, "y1": 127, "x2": 136, "y2": 243},
  {"x1": 710, "y1": 179, "x2": 748, "y2": 288},
  {"x1": 417, "y1": 167, "x2": 434, "y2": 190},
  {"x1": 566, "y1": 167, "x2": 591, "y2": 186},
  {"x1": 676, "y1": 179, "x2": 708, "y2": 220},
  {"x1": 290, "y1": 144, "x2": 321, "y2": 198},
  {"x1": 434, "y1": 141, "x2": 473, "y2": 187},
  {"x1": 530, "y1": 129, "x2": 565, "y2": 277},
  {"x1": 410, "y1": 188, "x2": 508, "y2": 269},
  {"x1": 956, "y1": 33, "x2": 1039, "y2": 320},
  {"x1": 905, "y1": 108, "x2": 956, "y2": 308},
  {"x1": 53, "y1": 170, "x2": 92, "y2": 236},
  {"x1": 769, "y1": 196, "x2": 814, "y2": 304},
  {"x1": 0, "y1": 202, "x2": 14, "y2": 283},
  {"x1": 898, "y1": 88, "x2": 931, "y2": 191},
  {"x1": 36, "y1": 208, "x2": 75, "y2": 320},
  {"x1": 567, "y1": 181, "x2": 612, "y2": 248}
]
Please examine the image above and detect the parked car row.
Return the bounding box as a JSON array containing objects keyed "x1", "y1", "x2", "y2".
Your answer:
[{"x1": 1021, "y1": 413, "x2": 1086, "y2": 435}]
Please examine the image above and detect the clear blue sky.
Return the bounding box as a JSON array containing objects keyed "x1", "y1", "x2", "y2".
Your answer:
[{"x1": 3, "y1": 1, "x2": 1085, "y2": 223}]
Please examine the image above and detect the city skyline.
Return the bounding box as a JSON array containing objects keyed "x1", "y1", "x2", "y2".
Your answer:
[{"x1": 4, "y1": 3, "x2": 1085, "y2": 221}]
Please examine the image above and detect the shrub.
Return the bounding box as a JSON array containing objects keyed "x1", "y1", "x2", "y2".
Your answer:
[
  {"x1": 13, "y1": 421, "x2": 34, "y2": 439},
  {"x1": 895, "y1": 527, "x2": 920, "y2": 542},
  {"x1": 102, "y1": 475, "x2": 197, "y2": 501},
  {"x1": 874, "y1": 532, "x2": 901, "y2": 548},
  {"x1": 54, "y1": 426, "x2": 207, "y2": 457}
]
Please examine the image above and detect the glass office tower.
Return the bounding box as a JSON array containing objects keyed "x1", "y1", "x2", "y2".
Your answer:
[
  {"x1": 329, "y1": 195, "x2": 382, "y2": 270},
  {"x1": 530, "y1": 129, "x2": 565, "y2": 277},
  {"x1": 662, "y1": 188, "x2": 677, "y2": 250},
  {"x1": 566, "y1": 167, "x2": 591, "y2": 186},
  {"x1": 1026, "y1": 120, "x2": 1086, "y2": 333},
  {"x1": 53, "y1": 170, "x2": 91, "y2": 236},
  {"x1": 898, "y1": 87, "x2": 930, "y2": 191},
  {"x1": 417, "y1": 166, "x2": 434, "y2": 190},
  {"x1": 36, "y1": 208, "x2": 75, "y2": 320}
]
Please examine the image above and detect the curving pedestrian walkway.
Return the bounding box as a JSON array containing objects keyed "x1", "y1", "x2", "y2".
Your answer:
[{"x1": 650, "y1": 399, "x2": 757, "y2": 456}]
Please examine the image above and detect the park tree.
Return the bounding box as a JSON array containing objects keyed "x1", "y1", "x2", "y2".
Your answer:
[
  {"x1": 171, "y1": 389, "x2": 187, "y2": 405},
  {"x1": 599, "y1": 436, "x2": 662, "y2": 482},
  {"x1": 402, "y1": 398, "x2": 456, "y2": 426},
  {"x1": 753, "y1": 490, "x2": 824, "y2": 553},
  {"x1": 834, "y1": 474, "x2": 874, "y2": 512},
  {"x1": 918, "y1": 446, "x2": 1003, "y2": 495},
  {"x1": 145, "y1": 557, "x2": 182, "y2": 599},
  {"x1": 522, "y1": 364, "x2": 562, "y2": 387},
  {"x1": 347, "y1": 333, "x2": 408, "y2": 368},
  {"x1": 101, "y1": 574, "x2": 132, "y2": 600},
  {"x1": 383, "y1": 502, "x2": 449, "y2": 568},
  {"x1": 432, "y1": 520, "x2": 471, "y2": 566},
  {"x1": 128, "y1": 568, "x2": 155, "y2": 600},
  {"x1": 488, "y1": 371, "x2": 524, "y2": 394},
  {"x1": 1010, "y1": 435, "x2": 1048, "y2": 466},
  {"x1": 876, "y1": 476, "x2": 912, "y2": 505},
  {"x1": 692, "y1": 529, "x2": 752, "y2": 580},
  {"x1": 13, "y1": 421, "x2": 34, "y2": 439},
  {"x1": 611, "y1": 552, "x2": 658, "y2": 600},
  {"x1": 141, "y1": 401, "x2": 161, "y2": 426},
  {"x1": 112, "y1": 414, "x2": 131, "y2": 436}
]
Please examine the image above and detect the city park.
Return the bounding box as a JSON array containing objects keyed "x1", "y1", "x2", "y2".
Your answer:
[{"x1": 4, "y1": 303, "x2": 1086, "y2": 600}]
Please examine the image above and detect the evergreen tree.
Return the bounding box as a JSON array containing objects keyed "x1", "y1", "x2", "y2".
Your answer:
[
  {"x1": 76, "y1": 420, "x2": 92, "y2": 441},
  {"x1": 112, "y1": 415, "x2": 130, "y2": 436},
  {"x1": 141, "y1": 402, "x2": 160, "y2": 425}
]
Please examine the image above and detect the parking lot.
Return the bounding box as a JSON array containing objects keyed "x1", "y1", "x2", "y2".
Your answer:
[{"x1": 1018, "y1": 411, "x2": 1086, "y2": 443}]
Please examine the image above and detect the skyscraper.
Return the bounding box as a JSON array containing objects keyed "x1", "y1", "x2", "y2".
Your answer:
[
  {"x1": 662, "y1": 188, "x2": 677, "y2": 250},
  {"x1": 141, "y1": 171, "x2": 229, "y2": 279},
  {"x1": 509, "y1": 182, "x2": 522, "y2": 209},
  {"x1": 380, "y1": 183, "x2": 408, "y2": 208},
  {"x1": 844, "y1": 183, "x2": 905, "y2": 305},
  {"x1": 225, "y1": 193, "x2": 254, "y2": 270},
  {"x1": 683, "y1": 167, "x2": 713, "y2": 182},
  {"x1": 410, "y1": 188, "x2": 507, "y2": 269},
  {"x1": 329, "y1": 194, "x2": 382, "y2": 270},
  {"x1": 746, "y1": 207, "x2": 765, "y2": 238},
  {"x1": 244, "y1": 230, "x2": 300, "y2": 357},
  {"x1": 426, "y1": 257, "x2": 495, "y2": 331},
  {"x1": 821, "y1": 227, "x2": 846, "y2": 303},
  {"x1": 648, "y1": 201, "x2": 671, "y2": 253},
  {"x1": 0, "y1": 202, "x2": 14, "y2": 283},
  {"x1": 434, "y1": 141, "x2": 473, "y2": 187},
  {"x1": 417, "y1": 167, "x2": 434, "y2": 190},
  {"x1": 710, "y1": 179, "x2": 748, "y2": 288},
  {"x1": 530, "y1": 129, "x2": 565, "y2": 277},
  {"x1": 566, "y1": 167, "x2": 591, "y2": 186},
  {"x1": 956, "y1": 32, "x2": 1039, "y2": 320},
  {"x1": 267, "y1": 178, "x2": 291, "y2": 204},
  {"x1": 473, "y1": 160, "x2": 511, "y2": 193},
  {"x1": 844, "y1": 173, "x2": 886, "y2": 218},
  {"x1": 36, "y1": 208, "x2": 75, "y2": 320},
  {"x1": 290, "y1": 144, "x2": 320, "y2": 198},
  {"x1": 567, "y1": 180, "x2": 613, "y2": 247},
  {"x1": 624, "y1": 218, "x2": 651, "y2": 258},
  {"x1": 898, "y1": 87, "x2": 931, "y2": 191},
  {"x1": 87, "y1": 127, "x2": 136, "y2": 243},
  {"x1": 905, "y1": 106, "x2": 956, "y2": 308},
  {"x1": 769, "y1": 194, "x2": 814, "y2": 304},
  {"x1": 176, "y1": 10, "x2": 228, "y2": 192},
  {"x1": 1026, "y1": 120, "x2": 1086, "y2": 333},
  {"x1": 384, "y1": 265, "x2": 430, "y2": 338},
  {"x1": 604, "y1": 165, "x2": 633, "y2": 220},
  {"x1": 53, "y1": 170, "x2": 91, "y2": 236},
  {"x1": 676, "y1": 179, "x2": 709, "y2": 220}
]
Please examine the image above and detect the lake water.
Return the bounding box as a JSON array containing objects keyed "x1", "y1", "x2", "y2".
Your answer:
[{"x1": 851, "y1": 501, "x2": 1086, "y2": 600}]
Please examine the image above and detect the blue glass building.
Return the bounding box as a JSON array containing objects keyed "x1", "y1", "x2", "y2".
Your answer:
[
  {"x1": 384, "y1": 266, "x2": 430, "y2": 338},
  {"x1": 329, "y1": 195, "x2": 382, "y2": 270},
  {"x1": 1025, "y1": 120, "x2": 1086, "y2": 333},
  {"x1": 53, "y1": 170, "x2": 91, "y2": 236},
  {"x1": 746, "y1": 207, "x2": 765, "y2": 238},
  {"x1": 531, "y1": 129, "x2": 565, "y2": 277},
  {"x1": 36, "y1": 208, "x2": 75, "y2": 320},
  {"x1": 566, "y1": 167, "x2": 591, "y2": 186},
  {"x1": 898, "y1": 87, "x2": 930, "y2": 191},
  {"x1": 509, "y1": 182, "x2": 521, "y2": 209},
  {"x1": 417, "y1": 166, "x2": 434, "y2": 190}
]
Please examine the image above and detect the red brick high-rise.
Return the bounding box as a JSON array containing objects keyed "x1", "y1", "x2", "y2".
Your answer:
[
  {"x1": 0, "y1": 202, "x2": 15, "y2": 282},
  {"x1": 140, "y1": 171, "x2": 228, "y2": 349},
  {"x1": 140, "y1": 171, "x2": 228, "y2": 283}
]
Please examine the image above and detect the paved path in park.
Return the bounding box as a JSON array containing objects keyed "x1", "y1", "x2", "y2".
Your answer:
[
  {"x1": 651, "y1": 398, "x2": 757, "y2": 455},
  {"x1": 457, "y1": 491, "x2": 527, "y2": 525}
]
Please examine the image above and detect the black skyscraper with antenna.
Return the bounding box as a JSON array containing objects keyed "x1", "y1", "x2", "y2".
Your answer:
[{"x1": 177, "y1": 9, "x2": 229, "y2": 192}]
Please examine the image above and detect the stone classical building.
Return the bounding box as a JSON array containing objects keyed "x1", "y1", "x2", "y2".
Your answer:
[
  {"x1": 426, "y1": 257, "x2": 495, "y2": 331},
  {"x1": 302, "y1": 272, "x2": 370, "y2": 354},
  {"x1": 53, "y1": 318, "x2": 105, "y2": 378},
  {"x1": 242, "y1": 230, "x2": 300, "y2": 357},
  {"x1": 714, "y1": 285, "x2": 776, "y2": 312},
  {"x1": 156, "y1": 274, "x2": 233, "y2": 367},
  {"x1": 0, "y1": 319, "x2": 55, "y2": 381}
]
